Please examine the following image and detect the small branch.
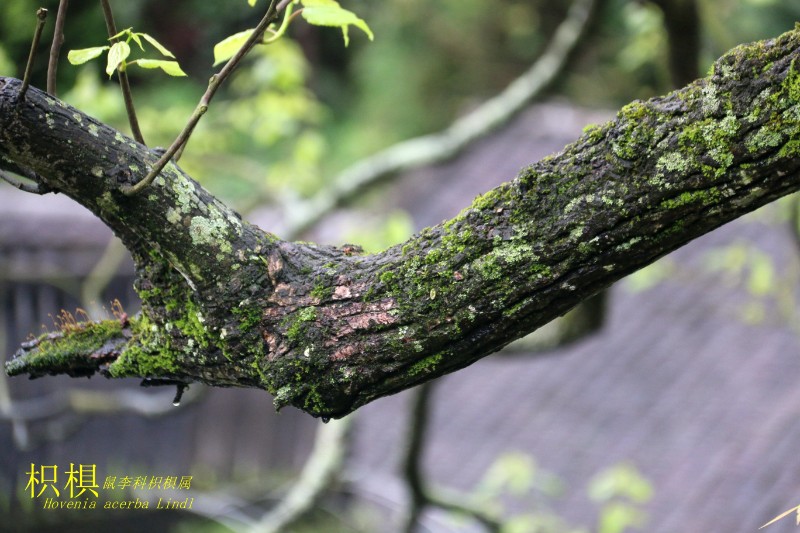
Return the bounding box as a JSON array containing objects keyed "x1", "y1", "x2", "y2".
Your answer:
[
  {"x1": 122, "y1": 0, "x2": 281, "y2": 196},
  {"x1": 100, "y1": 0, "x2": 145, "y2": 144},
  {"x1": 423, "y1": 491, "x2": 502, "y2": 532},
  {"x1": 401, "y1": 382, "x2": 433, "y2": 533},
  {"x1": 19, "y1": 8, "x2": 48, "y2": 102},
  {"x1": 401, "y1": 382, "x2": 502, "y2": 533},
  {"x1": 650, "y1": 0, "x2": 701, "y2": 88},
  {"x1": 47, "y1": 0, "x2": 69, "y2": 96},
  {"x1": 0, "y1": 170, "x2": 50, "y2": 195},
  {"x1": 285, "y1": 0, "x2": 600, "y2": 236},
  {"x1": 787, "y1": 195, "x2": 800, "y2": 257},
  {"x1": 263, "y1": 2, "x2": 299, "y2": 45}
]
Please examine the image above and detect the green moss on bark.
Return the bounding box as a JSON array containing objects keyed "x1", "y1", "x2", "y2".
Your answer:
[
  {"x1": 284, "y1": 307, "x2": 318, "y2": 343},
  {"x1": 5, "y1": 320, "x2": 123, "y2": 378},
  {"x1": 107, "y1": 314, "x2": 179, "y2": 377}
]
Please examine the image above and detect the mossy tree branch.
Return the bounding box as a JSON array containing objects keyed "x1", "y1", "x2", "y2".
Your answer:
[{"x1": 3, "y1": 27, "x2": 800, "y2": 419}]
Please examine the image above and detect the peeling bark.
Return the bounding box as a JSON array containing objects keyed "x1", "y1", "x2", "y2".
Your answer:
[{"x1": 3, "y1": 27, "x2": 800, "y2": 419}]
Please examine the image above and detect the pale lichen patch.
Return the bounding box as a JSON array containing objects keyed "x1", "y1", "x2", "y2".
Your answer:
[
  {"x1": 565, "y1": 194, "x2": 595, "y2": 214},
  {"x1": 96, "y1": 191, "x2": 119, "y2": 215},
  {"x1": 189, "y1": 216, "x2": 233, "y2": 254},
  {"x1": 701, "y1": 83, "x2": 720, "y2": 115},
  {"x1": 166, "y1": 208, "x2": 181, "y2": 225},
  {"x1": 570, "y1": 226, "x2": 585, "y2": 241},
  {"x1": 173, "y1": 175, "x2": 197, "y2": 210},
  {"x1": 746, "y1": 129, "x2": 782, "y2": 153}
]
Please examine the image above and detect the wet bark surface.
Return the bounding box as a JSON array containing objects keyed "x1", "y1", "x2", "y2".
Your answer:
[{"x1": 3, "y1": 27, "x2": 800, "y2": 418}]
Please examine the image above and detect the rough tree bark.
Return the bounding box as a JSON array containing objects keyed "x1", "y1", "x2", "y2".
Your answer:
[{"x1": 3, "y1": 27, "x2": 800, "y2": 420}]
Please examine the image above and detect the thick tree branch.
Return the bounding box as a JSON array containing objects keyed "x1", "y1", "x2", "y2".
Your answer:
[{"x1": 3, "y1": 27, "x2": 800, "y2": 419}]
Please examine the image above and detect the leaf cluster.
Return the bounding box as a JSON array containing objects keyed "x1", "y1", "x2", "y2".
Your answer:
[
  {"x1": 215, "y1": 0, "x2": 373, "y2": 67},
  {"x1": 68, "y1": 28, "x2": 186, "y2": 78}
]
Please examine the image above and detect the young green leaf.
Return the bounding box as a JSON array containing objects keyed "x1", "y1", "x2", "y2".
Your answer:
[
  {"x1": 140, "y1": 33, "x2": 176, "y2": 58},
  {"x1": 108, "y1": 27, "x2": 132, "y2": 41},
  {"x1": 134, "y1": 59, "x2": 187, "y2": 77},
  {"x1": 248, "y1": 0, "x2": 257, "y2": 5},
  {"x1": 213, "y1": 29, "x2": 255, "y2": 66},
  {"x1": 130, "y1": 32, "x2": 145, "y2": 51},
  {"x1": 67, "y1": 46, "x2": 109, "y2": 65},
  {"x1": 106, "y1": 41, "x2": 131, "y2": 77},
  {"x1": 300, "y1": 0, "x2": 374, "y2": 47}
]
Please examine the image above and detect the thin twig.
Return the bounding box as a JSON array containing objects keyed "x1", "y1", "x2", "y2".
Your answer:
[
  {"x1": 0, "y1": 170, "x2": 49, "y2": 195},
  {"x1": 19, "y1": 8, "x2": 48, "y2": 102},
  {"x1": 401, "y1": 382, "x2": 502, "y2": 533},
  {"x1": 165, "y1": 0, "x2": 296, "y2": 164},
  {"x1": 100, "y1": 0, "x2": 145, "y2": 144},
  {"x1": 787, "y1": 195, "x2": 800, "y2": 257},
  {"x1": 122, "y1": 0, "x2": 281, "y2": 196},
  {"x1": 47, "y1": 0, "x2": 69, "y2": 96},
  {"x1": 170, "y1": 1, "x2": 297, "y2": 165},
  {"x1": 401, "y1": 382, "x2": 434, "y2": 533},
  {"x1": 284, "y1": 0, "x2": 599, "y2": 236}
]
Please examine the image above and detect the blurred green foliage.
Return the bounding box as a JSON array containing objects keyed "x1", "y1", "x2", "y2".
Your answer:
[
  {"x1": 588, "y1": 463, "x2": 653, "y2": 533},
  {"x1": 2, "y1": 0, "x2": 799, "y2": 218},
  {"x1": 341, "y1": 210, "x2": 415, "y2": 253},
  {"x1": 468, "y1": 452, "x2": 652, "y2": 533},
  {"x1": 0, "y1": 44, "x2": 14, "y2": 77}
]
